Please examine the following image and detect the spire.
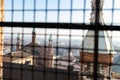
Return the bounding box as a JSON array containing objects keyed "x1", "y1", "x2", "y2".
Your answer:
[
  {"x1": 49, "y1": 34, "x2": 52, "y2": 41},
  {"x1": 79, "y1": 1, "x2": 115, "y2": 79},
  {"x1": 49, "y1": 34, "x2": 53, "y2": 45},
  {"x1": 90, "y1": 0, "x2": 104, "y2": 24},
  {"x1": 47, "y1": 33, "x2": 53, "y2": 67},
  {"x1": 17, "y1": 33, "x2": 20, "y2": 39},
  {"x1": 32, "y1": 28, "x2": 36, "y2": 43},
  {"x1": 80, "y1": 0, "x2": 116, "y2": 54},
  {"x1": 80, "y1": 31, "x2": 115, "y2": 54},
  {"x1": 49, "y1": 33, "x2": 53, "y2": 44},
  {"x1": 16, "y1": 33, "x2": 21, "y2": 50},
  {"x1": 32, "y1": 28, "x2": 35, "y2": 33}
]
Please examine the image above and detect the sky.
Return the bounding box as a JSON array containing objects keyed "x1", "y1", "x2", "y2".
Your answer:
[
  {"x1": 3, "y1": 0, "x2": 120, "y2": 41},
  {"x1": 4, "y1": 0, "x2": 120, "y2": 24}
]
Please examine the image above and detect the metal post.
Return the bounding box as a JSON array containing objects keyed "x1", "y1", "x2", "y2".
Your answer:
[
  {"x1": 90, "y1": 0, "x2": 101, "y2": 80},
  {"x1": 0, "y1": 0, "x2": 4, "y2": 79}
]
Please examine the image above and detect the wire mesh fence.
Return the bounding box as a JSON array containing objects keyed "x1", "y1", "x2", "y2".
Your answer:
[{"x1": 1, "y1": 0, "x2": 120, "y2": 80}]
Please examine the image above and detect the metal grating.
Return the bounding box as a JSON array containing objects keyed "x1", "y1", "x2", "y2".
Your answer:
[{"x1": 0, "y1": 0, "x2": 120, "y2": 80}]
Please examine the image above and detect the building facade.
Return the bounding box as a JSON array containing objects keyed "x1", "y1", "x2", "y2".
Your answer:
[{"x1": 5, "y1": 29, "x2": 54, "y2": 67}]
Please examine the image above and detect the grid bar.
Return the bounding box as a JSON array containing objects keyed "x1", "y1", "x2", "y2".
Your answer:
[{"x1": 0, "y1": 22, "x2": 120, "y2": 30}]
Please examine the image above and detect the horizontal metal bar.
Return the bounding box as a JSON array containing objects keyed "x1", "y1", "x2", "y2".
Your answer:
[
  {"x1": 0, "y1": 22, "x2": 120, "y2": 31},
  {"x1": 4, "y1": 8, "x2": 120, "y2": 11}
]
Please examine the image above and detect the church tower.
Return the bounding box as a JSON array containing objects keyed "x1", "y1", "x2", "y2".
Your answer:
[
  {"x1": 49, "y1": 34, "x2": 53, "y2": 46},
  {"x1": 32, "y1": 28, "x2": 36, "y2": 44},
  {"x1": 90, "y1": 0, "x2": 104, "y2": 24},
  {"x1": 45, "y1": 34, "x2": 53, "y2": 67},
  {"x1": 16, "y1": 33, "x2": 21, "y2": 50},
  {"x1": 80, "y1": 0, "x2": 115, "y2": 79},
  {"x1": 80, "y1": 0, "x2": 115, "y2": 60}
]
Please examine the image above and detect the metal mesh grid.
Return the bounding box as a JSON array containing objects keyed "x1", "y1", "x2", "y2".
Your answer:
[{"x1": 0, "y1": 0, "x2": 120, "y2": 80}]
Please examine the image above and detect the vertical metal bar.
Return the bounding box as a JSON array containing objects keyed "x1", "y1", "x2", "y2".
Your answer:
[
  {"x1": 111, "y1": 0, "x2": 115, "y2": 25},
  {"x1": 32, "y1": 0, "x2": 36, "y2": 80},
  {"x1": 67, "y1": 0, "x2": 73, "y2": 80},
  {"x1": 95, "y1": 0, "x2": 101, "y2": 24},
  {"x1": 93, "y1": 0, "x2": 100, "y2": 80},
  {"x1": 55, "y1": 0, "x2": 60, "y2": 80},
  {"x1": 94, "y1": 24, "x2": 99, "y2": 80},
  {"x1": 83, "y1": 0, "x2": 86, "y2": 23},
  {"x1": 44, "y1": 0, "x2": 48, "y2": 80},
  {"x1": 10, "y1": 0, "x2": 14, "y2": 80},
  {"x1": 21, "y1": 0, "x2": 25, "y2": 80}
]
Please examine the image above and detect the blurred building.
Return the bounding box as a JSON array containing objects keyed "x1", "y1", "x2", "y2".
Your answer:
[{"x1": 3, "y1": 29, "x2": 54, "y2": 68}]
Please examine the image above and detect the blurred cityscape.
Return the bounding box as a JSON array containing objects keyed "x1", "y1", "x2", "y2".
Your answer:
[{"x1": 4, "y1": 34, "x2": 120, "y2": 55}]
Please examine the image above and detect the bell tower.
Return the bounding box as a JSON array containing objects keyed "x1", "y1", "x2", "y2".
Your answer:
[
  {"x1": 80, "y1": 0, "x2": 115, "y2": 79},
  {"x1": 32, "y1": 28, "x2": 36, "y2": 44},
  {"x1": 45, "y1": 34, "x2": 53, "y2": 67},
  {"x1": 16, "y1": 33, "x2": 21, "y2": 50},
  {"x1": 90, "y1": 0, "x2": 104, "y2": 24}
]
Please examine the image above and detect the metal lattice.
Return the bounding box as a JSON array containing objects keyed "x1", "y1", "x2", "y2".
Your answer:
[{"x1": 0, "y1": 0, "x2": 120, "y2": 80}]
